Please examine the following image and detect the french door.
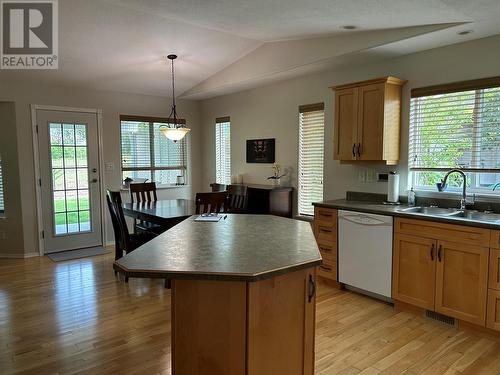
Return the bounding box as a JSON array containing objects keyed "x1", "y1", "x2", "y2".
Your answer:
[{"x1": 36, "y1": 109, "x2": 103, "y2": 253}]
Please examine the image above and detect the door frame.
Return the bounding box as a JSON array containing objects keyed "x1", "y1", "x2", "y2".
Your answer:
[{"x1": 31, "y1": 104, "x2": 106, "y2": 256}]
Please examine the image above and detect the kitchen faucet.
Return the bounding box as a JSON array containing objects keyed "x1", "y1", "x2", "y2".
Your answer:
[
  {"x1": 492, "y1": 183, "x2": 500, "y2": 191},
  {"x1": 436, "y1": 169, "x2": 468, "y2": 210}
]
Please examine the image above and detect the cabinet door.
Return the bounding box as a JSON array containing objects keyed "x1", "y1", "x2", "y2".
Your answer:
[
  {"x1": 247, "y1": 268, "x2": 316, "y2": 375},
  {"x1": 487, "y1": 289, "x2": 500, "y2": 332},
  {"x1": 357, "y1": 83, "x2": 385, "y2": 160},
  {"x1": 334, "y1": 87, "x2": 358, "y2": 160},
  {"x1": 489, "y1": 249, "x2": 500, "y2": 291},
  {"x1": 435, "y1": 240, "x2": 489, "y2": 325},
  {"x1": 393, "y1": 234, "x2": 436, "y2": 310}
]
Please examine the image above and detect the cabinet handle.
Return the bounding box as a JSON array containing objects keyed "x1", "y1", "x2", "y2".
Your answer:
[
  {"x1": 352, "y1": 143, "x2": 356, "y2": 157},
  {"x1": 319, "y1": 265, "x2": 332, "y2": 271},
  {"x1": 357, "y1": 143, "x2": 361, "y2": 157},
  {"x1": 319, "y1": 227, "x2": 332, "y2": 233},
  {"x1": 319, "y1": 246, "x2": 332, "y2": 252},
  {"x1": 430, "y1": 243, "x2": 435, "y2": 261},
  {"x1": 308, "y1": 274, "x2": 316, "y2": 303},
  {"x1": 438, "y1": 245, "x2": 442, "y2": 262},
  {"x1": 319, "y1": 212, "x2": 332, "y2": 218}
]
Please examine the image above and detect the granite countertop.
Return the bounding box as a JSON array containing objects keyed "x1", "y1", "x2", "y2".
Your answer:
[
  {"x1": 313, "y1": 199, "x2": 500, "y2": 230},
  {"x1": 114, "y1": 214, "x2": 321, "y2": 281}
]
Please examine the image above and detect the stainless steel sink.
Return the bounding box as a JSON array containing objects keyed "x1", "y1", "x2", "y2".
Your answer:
[
  {"x1": 448, "y1": 210, "x2": 500, "y2": 223},
  {"x1": 397, "y1": 206, "x2": 461, "y2": 216}
]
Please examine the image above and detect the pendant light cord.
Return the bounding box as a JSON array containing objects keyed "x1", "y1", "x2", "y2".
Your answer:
[{"x1": 168, "y1": 56, "x2": 178, "y2": 128}]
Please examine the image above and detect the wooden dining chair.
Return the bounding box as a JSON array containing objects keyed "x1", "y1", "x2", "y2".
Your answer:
[
  {"x1": 107, "y1": 191, "x2": 170, "y2": 287},
  {"x1": 129, "y1": 182, "x2": 165, "y2": 235},
  {"x1": 195, "y1": 192, "x2": 228, "y2": 214},
  {"x1": 227, "y1": 184, "x2": 248, "y2": 213},
  {"x1": 210, "y1": 183, "x2": 227, "y2": 192}
]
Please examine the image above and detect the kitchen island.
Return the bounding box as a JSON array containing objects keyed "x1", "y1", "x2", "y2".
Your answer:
[{"x1": 114, "y1": 214, "x2": 321, "y2": 375}]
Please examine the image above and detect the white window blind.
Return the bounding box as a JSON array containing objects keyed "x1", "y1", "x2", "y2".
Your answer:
[
  {"x1": 0, "y1": 155, "x2": 4, "y2": 212},
  {"x1": 215, "y1": 117, "x2": 231, "y2": 185},
  {"x1": 409, "y1": 80, "x2": 500, "y2": 192},
  {"x1": 120, "y1": 116, "x2": 187, "y2": 186},
  {"x1": 298, "y1": 104, "x2": 324, "y2": 216}
]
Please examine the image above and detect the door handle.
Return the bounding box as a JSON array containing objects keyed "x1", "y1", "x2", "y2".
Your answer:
[
  {"x1": 430, "y1": 243, "x2": 435, "y2": 261},
  {"x1": 308, "y1": 274, "x2": 316, "y2": 303},
  {"x1": 438, "y1": 244, "x2": 442, "y2": 262},
  {"x1": 357, "y1": 143, "x2": 361, "y2": 157},
  {"x1": 352, "y1": 143, "x2": 356, "y2": 157}
]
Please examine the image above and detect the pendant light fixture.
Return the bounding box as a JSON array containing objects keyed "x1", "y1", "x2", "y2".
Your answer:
[{"x1": 160, "y1": 54, "x2": 190, "y2": 142}]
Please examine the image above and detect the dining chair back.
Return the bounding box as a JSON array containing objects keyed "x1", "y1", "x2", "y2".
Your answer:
[
  {"x1": 106, "y1": 190, "x2": 132, "y2": 260},
  {"x1": 195, "y1": 192, "x2": 228, "y2": 214},
  {"x1": 210, "y1": 183, "x2": 227, "y2": 192},
  {"x1": 227, "y1": 184, "x2": 248, "y2": 212},
  {"x1": 130, "y1": 182, "x2": 158, "y2": 203}
]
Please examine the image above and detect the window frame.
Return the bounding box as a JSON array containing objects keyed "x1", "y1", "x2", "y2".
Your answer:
[
  {"x1": 298, "y1": 103, "x2": 325, "y2": 217},
  {"x1": 215, "y1": 116, "x2": 231, "y2": 185},
  {"x1": 120, "y1": 115, "x2": 188, "y2": 187},
  {"x1": 408, "y1": 77, "x2": 500, "y2": 196}
]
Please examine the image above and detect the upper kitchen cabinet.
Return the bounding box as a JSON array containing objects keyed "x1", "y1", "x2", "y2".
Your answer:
[{"x1": 331, "y1": 76, "x2": 407, "y2": 165}]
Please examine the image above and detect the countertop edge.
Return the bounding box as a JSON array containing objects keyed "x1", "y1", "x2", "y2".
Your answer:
[
  {"x1": 113, "y1": 258, "x2": 322, "y2": 282},
  {"x1": 313, "y1": 201, "x2": 500, "y2": 230}
]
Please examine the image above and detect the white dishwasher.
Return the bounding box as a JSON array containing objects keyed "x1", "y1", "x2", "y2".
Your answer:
[{"x1": 338, "y1": 210, "x2": 393, "y2": 301}]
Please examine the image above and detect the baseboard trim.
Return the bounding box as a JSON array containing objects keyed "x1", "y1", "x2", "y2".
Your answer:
[{"x1": 0, "y1": 252, "x2": 40, "y2": 259}]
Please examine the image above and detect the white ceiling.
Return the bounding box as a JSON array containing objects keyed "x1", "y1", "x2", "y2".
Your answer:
[{"x1": 2, "y1": 0, "x2": 500, "y2": 100}]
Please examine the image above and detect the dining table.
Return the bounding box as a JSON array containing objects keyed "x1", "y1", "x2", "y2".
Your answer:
[{"x1": 122, "y1": 198, "x2": 195, "y2": 228}]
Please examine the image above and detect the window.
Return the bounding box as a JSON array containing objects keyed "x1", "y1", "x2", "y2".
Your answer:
[
  {"x1": 0, "y1": 155, "x2": 4, "y2": 213},
  {"x1": 409, "y1": 78, "x2": 500, "y2": 194},
  {"x1": 298, "y1": 103, "x2": 324, "y2": 216},
  {"x1": 215, "y1": 117, "x2": 231, "y2": 185},
  {"x1": 120, "y1": 115, "x2": 187, "y2": 186}
]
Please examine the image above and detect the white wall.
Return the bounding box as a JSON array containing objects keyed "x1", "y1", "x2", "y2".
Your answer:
[
  {"x1": 200, "y1": 34, "x2": 500, "y2": 210},
  {"x1": 0, "y1": 83, "x2": 201, "y2": 256}
]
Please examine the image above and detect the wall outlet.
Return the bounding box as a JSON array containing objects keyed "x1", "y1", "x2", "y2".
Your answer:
[
  {"x1": 358, "y1": 171, "x2": 366, "y2": 182},
  {"x1": 366, "y1": 170, "x2": 375, "y2": 183}
]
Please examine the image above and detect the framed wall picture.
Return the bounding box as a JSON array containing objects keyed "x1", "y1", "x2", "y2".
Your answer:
[{"x1": 246, "y1": 138, "x2": 275, "y2": 163}]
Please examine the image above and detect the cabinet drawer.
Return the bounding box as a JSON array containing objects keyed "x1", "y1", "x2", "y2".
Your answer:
[
  {"x1": 490, "y1": 249, "x2": 500, "y2": 291},
  {"x1": 317, "y1": 241, "x2": 337, "y2": 263},
  {"x1": 395, "y1": 218, "x2": 490, "y2": 247},
  {"x1": 315, "y1": 224, "x2": 336, "y2": 244},
  {"x1": 317, "y1": 262, "x2": 337, "y2": 281},
  {"x1": 487, "y1": 289, "x2": 500, "y2": 332},
  {"x1": 314, "y1": 207, "x2": 337, "y2": 227},
  {"x1": 491, "y1": 231, "x2": 500, "y2": 249}
]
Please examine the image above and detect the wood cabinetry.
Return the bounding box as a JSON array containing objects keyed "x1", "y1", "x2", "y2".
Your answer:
[
  {"x1": 172, "y1": 267, "x2": 316, "y2": 375},
  {"x1": 393, "y1": 218, "x2": 490, "y2": 326},
  {"x1": 487, "y1": 233, "x2": 500, "y2": 332},
  {"x1": 487, "y1": 289, "x2": 500, "y2": 332},
  {"x1": 331, "y1": 76, "x2": 406, "y2": 165},
  {"x1": 313, "y1": 207, "x2": 338, "y2": 281}
]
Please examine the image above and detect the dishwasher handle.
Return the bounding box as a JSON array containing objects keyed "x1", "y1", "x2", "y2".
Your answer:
[{"x1": 338, "y1": 213, "x2": 392, "y2": 226}]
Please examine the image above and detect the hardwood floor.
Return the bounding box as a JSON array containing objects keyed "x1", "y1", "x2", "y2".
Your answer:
[{"x1": 1, "y1": 253, "x2": 500, "y2": 374}]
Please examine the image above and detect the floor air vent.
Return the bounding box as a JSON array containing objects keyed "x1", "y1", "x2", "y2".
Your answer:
[{"x1": 425, "y1": 310, "x2": 456, "y2": 326}]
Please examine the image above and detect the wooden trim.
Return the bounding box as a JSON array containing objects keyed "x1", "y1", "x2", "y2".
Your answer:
[
  {"x1": 120, "y1": 114, "x2": 186, "y2": 124},
  {"x1": 491, "y1": 231, "x2": 500, "y2": 249},
  {"x1": 330, "y1": 76, "x2": 407, "y2": 90},
  {"x1": 411, "y1": 76, "x2": 500, "y2": 98},
  {"x1": 486, "y1": 289, "x2": 500, "y2": 333},
  {"x1": 299, "y1": 103, "x2": 324, "y2": 113},
  {"x1": 216, "y1": 116, "x2": 230, "y2": 123}
]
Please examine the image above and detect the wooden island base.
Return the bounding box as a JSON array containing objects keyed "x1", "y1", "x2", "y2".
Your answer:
[{"x1": 171, "y1": 267, "x2": 317, "y2": 375}]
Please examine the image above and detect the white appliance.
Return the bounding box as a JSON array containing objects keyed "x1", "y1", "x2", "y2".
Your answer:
[{"x1": 338, "y1": 210, "x2": 393, "y2": 300}]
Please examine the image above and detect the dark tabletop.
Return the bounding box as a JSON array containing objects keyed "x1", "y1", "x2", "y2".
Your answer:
[
  {"x1": 123, "y1": 199, "x2": 195, "y2": 224},
  {"x1": 113, "y1": 214, "x2": 321, "y2": 281}
]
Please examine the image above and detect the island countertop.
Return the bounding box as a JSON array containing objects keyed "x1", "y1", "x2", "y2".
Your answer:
[{"x1": 113, "y1": 214, "x2": 321, "y2": 281}]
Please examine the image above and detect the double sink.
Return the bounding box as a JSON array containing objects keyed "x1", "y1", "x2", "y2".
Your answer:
[{"x1": 397, "y1": 206, "x2": 500, "y2": 223}]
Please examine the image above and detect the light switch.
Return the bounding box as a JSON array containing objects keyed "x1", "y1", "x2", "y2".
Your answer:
[
  {"x1": 358, "y1": 171, "x2": 366, "y2": 183},
  {"x1": 105, "y1": 162, "x2": 115, "y2": 171}
]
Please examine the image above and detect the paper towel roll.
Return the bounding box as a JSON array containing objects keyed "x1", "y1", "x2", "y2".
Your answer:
[{"x1": 387, "y1": 172, "x2": 400, "y2": 203}]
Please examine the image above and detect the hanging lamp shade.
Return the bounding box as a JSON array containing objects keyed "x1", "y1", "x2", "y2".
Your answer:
[
  {"x1": 160, "y1": 54, "x2": 190, "y2": 142},
  {"x1": 160, "y1": 126, "x2": 190, "y2": 141}
]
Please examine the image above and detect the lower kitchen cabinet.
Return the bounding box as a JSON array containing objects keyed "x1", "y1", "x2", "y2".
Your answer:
[
  {"x1": 393, "y1": 233, "x2": 436, "y2": 310},
  {"x1": 435, "y1": 240, "x2": 489, "y2": 326},
  {"x1": 487, "y1": 289, "x2": 500, "y2": 332},
  {"x1": 393, "y1": 218, "x2": 490, "y2": 327}
]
